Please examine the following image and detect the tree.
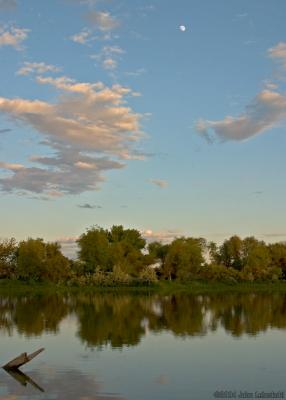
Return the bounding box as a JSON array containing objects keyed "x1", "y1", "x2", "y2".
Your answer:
[
  {"x1": 44, "y1": 242, "x2": 70, "y2": 282},
  {"x1": 163, "y1": 238, "x2": 206, "y2": 281},
  {"x1": 17, "y1": 238, "x2": 47, "y2": 280},
  {"x1": 207, "y1": 241, "x2": 220, "y2": 265},
  {"x1": 77, "y1": 226, "x2": 111, "y2": 273},
  {"x1": 77, "y1": 225, "x2": 147, "y2": 277},
  {"x1": 242, "y1": 237, "x2": 271, "y2": 270},
  {"x1": 219, "y1": 236, "x2": 243, "y2": 270},
  {"x1": 16, "y1": 239, "x2": 70, "y2": 282},
  {"x1": 108, "y1": 225, "x2": 146, "y2": 250},
  {"x1": 148, "y1": 241, "x2": 169, "y2": 263},
  {"x1": 109, "y1": 226, "x2": 146, "y2": 277},
  {"x1": 268, "y1": 242, "x2": 286, "y2": 279},
  {"x1": 0, "y1": 238, "x2": 17, "y2": 278}
]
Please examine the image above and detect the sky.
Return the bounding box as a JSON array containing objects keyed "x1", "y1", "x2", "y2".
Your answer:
[{"x1": 0, "y1": 0, "x2": 286, "y2": 254}]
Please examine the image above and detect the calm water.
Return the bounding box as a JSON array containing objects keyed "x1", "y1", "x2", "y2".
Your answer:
[{"x1": 0, "y1": 291, "x2": 286, "y2": 399}]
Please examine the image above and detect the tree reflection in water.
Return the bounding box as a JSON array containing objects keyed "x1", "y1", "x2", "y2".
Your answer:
[{"x1": 1, "y1": 292, "x2": 286, "y2": 348}]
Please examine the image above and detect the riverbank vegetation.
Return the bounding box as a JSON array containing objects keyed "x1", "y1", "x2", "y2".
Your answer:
[{"x1": 1, "y1": 225, "x2": 286, "y2": 287}]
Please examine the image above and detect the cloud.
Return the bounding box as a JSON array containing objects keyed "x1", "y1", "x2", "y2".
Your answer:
[
  {"x1": 150, "y1": 179, "x2": 168, "y2": 188},
  {"x1": 262, "y1": 233, "x2": 286, "y2": 238},
  {"x1": 0, "y1": 0, "x2": 17, "y2": 10},
  {"x1": 142, "y1": 229, "x2": 182, "y2": 244},
  {"x1": 196, "y1": 43, "x2": 286, "y2": 142},
  {"x1": 17, "y1": 61, "x2": 61, "y2": 76},
  {"x1": 268, "y1": 42, "x2": 286, "y2": 69},
  {"x1": 252, "y1": 191, "x2": 263, "y2": 197},
  {"x1": 0, "y1": 75, "x2": 145, "y2": 197},
  {"x1": 102, "y1": 45, "x2": 124, "y2": 56},
  {"x1": 86, "y1": 10, "x2": 119, "y2": 31},
  {"x1": 70, "y1": 29, "x2": 95, "y2": 45},
  {"x1": 0, "y1": 161, "x2": 24, "y2": 170},
  {"x1": 77, "y1": 203, "x2": 102, "y2": 209},
  {"x1": 55, "y1": 236, "x2": 79, "y2": 258},
  {"x1": 0, "y1": 128, "x2": 11, "y2": 133},
  {"x1": 91, "y1": 45, "x2": 124, "y2": 71},
  {"x1": 236, "y1": 13, "x2": 248, "y2": 18},
  {"x1": 102, "y1": 57, "x2": 117, "y2": 70},
  {"x1": 125, "y1": 68, "x2": 146, "y2": 77},
  {"x1": 263, "y1": 80, "x2": 278, "y2": 91},
  {"x1": 196, "y1": 90, "x2": 286, "y2": 141},
  {"x1": 0, "y1": 26, "x2": 29, "y2": 50}
]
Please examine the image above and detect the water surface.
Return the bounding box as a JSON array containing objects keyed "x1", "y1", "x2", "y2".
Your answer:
[{"x1": 0, "y1": 291, "x2": 285, "y2": 399}]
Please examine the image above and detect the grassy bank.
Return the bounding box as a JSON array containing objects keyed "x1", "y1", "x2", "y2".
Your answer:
[{"x1": 1, "y1": 279, "x2": 286, "y2": 295}]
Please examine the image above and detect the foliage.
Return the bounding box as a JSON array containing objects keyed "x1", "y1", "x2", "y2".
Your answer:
[
  {"x1": 163, "y1": 237, "x2": 206, "y2": 281},
  {"x1": 1, "y1": 227, "x2": 286, "y2": 285},
  {"x1": 17, "y1": 238, "x2": 47, "y2": 281},
  {"x1": 139, "y1": 266, "x2": 158, "y2": 284},
  {"x1": 77, "y1": 226, "x2": 111, "y2": 273},
  {"x1": 17, "y1": 238, "x2": 70, "y2": 282},
  {"x1": 201, "y1": 264, "x2": 241, "y2": 283},
  {"x1": 0, "y1": 238, "x2": 17, "y2": 278}
]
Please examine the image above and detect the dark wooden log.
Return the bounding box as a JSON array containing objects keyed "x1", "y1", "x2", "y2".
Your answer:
[{"x1": 3, "y1": 348, "x2": 44, "y2": 369}]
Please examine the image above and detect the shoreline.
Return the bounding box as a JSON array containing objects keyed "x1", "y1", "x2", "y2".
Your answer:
[{"x1": 1, "y1": 280, "x2": 286, "y2": 295}]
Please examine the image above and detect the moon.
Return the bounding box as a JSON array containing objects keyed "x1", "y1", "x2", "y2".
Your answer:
[{"x1": 179, "y1": 25, "x2": 186, "y2": 32}]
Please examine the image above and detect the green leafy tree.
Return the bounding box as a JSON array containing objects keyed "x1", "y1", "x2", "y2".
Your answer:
[
  {"x1": 148, "y1": 241, "x2": 169, "y2": 263},
  {"x1": 77, "y1": 226, "x2": 111, "y2": 273},
  {"x1": 242, "y1": 237, "x2": 271, "y2": 270},
  {"x1": 44, "y1": 242, "x2": 70, "y2": 282},
  {"x1": 207, "y1": 241, "x2": 220, "y2": 265},
  {"x1": 108, "y1": 225, "x2": 146, "y2": 250},
  {"x1": 109, "y1": 226, "x2": 146, "y2": 277},
  {"x1": 268, "y1": 243, "x2": 286, "y2": 279},
  {"x1": 17, "y1": 238, "x2": 47, "y2": 281},
  {"x1": 219, "y1": 235, "x2": 243, "y2": 270},
  {"x1": 163, "y1": 238, "x2": 206, "y2": 281},
  {"x1": 0, "y1": 238, "x2": 17, "y2": 278}
]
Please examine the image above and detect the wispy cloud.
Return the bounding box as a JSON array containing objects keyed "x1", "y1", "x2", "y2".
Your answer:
[
  {"x1": 142, "y1": 229, "x2": 182, "y2": 243},
  {"x1": 0, "y1": 0, "x2": 17, "y2": 10},
  {"x1": 150, "y1": 179, "x2": 168, "y2": 188},
  {"x1": 196, "y1": 43, "x2": 286, "y2": 142},
  {"x1": 268, "y1": 42, "x2": 286, "y2": 70},
  {"x1": 196, "y1": 90, "x2": 286, "y2": 142},
  {"x1": 77, "y1": 203, "x2": 102, "y2": 209},
  {"x1": 253, "y1": 191, "x2": 263, "y2": 195},
  {"x1": 125, "y1": 68, "x2": 146, "y2": 78},
  {"x1": 0, "y1": 26, "x2": 29, "y2": 50},
  {"x1": 54, "y1": 236, "x2": 79, "y2": 258},
  {"x1": 262, "y1": 233, "x2": 286, "y2": 239},
  {"x1": 236, "y1": 13, "x2": 248, "y2": 18},
  {"x1": 70, "y1": 29, "x2": 95, "y2": 45},
  {"x1": 91, "y1": 45, "x2": 124, "y2": 71},
  {"x1": 102, "y1": 57, "x2": 117, "y2": 70},
  {"x1": 0, "y1": 75, "x2": 145, "y2": 197},
  {"x1": 0, "y1": 128, "x2": 11, "y2": 133},
  {"x1": 17, "y1": 61, "x2": 61, "y2": 76},
  {"x1": 86, "y1": 10, "x2": 119, "y2": 31}
]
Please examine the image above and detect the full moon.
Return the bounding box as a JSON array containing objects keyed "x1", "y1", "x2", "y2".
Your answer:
[{"x1": 179, "y1": 25, "x2": 186, "y2": 32}]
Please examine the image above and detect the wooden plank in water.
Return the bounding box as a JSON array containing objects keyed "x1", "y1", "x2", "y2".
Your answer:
[{"x1": 3, "y1": 348, "x2": 45, "y2": 369}]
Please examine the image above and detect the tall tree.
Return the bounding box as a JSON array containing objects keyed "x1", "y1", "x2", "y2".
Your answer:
[
  {"x1": 219, "y1": 235, "x2": 243, "y2": 270},
  {"x1": 44, "y1": 242, "x2": 70, "y2": 282},
  {"x1": 163, "y1": 238, "x2": 206, "y2": 281},
  {"x1": 17, "y1": 238, "x2": 47, "y2": 280},
  {"x1": 0, "y1": 238, "x2": 17, "y2": 278},
  {"x1": 77, "y1": 226, "x2": 111, "y2": 273}
]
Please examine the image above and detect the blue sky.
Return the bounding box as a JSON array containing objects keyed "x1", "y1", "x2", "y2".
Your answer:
[{"x1": 1, "y1": 0, "x2": 286, "y2": 251}]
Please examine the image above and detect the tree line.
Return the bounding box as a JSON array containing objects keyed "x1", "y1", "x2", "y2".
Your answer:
[{"x1": 1, "y1": 225, "x2": 286, "y2": 284}]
